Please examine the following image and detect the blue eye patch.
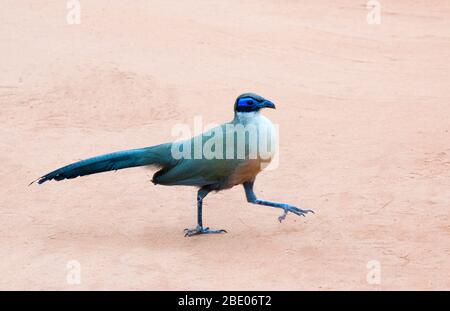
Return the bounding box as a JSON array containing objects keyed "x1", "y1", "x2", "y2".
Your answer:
[{"x1": 237, "y1": 97, "x2": 255, "y2": 109}]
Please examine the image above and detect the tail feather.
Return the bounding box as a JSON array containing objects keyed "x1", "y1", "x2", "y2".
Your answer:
[{"x1": 34, "y1": 143, "x2": 174, "y2": 184}]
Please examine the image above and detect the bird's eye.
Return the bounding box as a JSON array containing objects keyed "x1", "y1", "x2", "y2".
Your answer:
[{"x1": 246, "y1": 100, "x2": 253, "y2": 105}]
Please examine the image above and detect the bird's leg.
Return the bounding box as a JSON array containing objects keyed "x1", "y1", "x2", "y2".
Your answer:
[
  {"x1": 243, "y1": 181, "x2": 314, "y2": 222},
  {"x1": 184, "y1": 187, "x2": 227, "y2": 237}
]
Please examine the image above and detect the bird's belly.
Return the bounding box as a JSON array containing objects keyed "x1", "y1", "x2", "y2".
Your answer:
[{"x1": 228, "y1": 157, "x2": 271, "y2": 186}]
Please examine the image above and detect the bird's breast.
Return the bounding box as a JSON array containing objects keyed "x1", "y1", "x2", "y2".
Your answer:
[{"x1": 227, "y1": 113, "x2": 277, "y2": 186}]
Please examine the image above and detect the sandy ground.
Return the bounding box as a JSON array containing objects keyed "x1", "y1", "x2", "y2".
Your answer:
[{"x1": 1, "y1": 0, "x2": 450, "y2": 290}]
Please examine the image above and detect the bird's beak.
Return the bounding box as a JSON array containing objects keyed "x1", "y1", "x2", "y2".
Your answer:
[{"x1": 260, "y1": 99, "x2": 276, "y2": 109}]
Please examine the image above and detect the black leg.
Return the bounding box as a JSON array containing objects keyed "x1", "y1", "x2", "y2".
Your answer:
[
  {"x1": 184, "y1": 187, "x2": 227, "y2": 237},
  {"x1": 243, "y1": 180, "x2": 314, "y2": 222},
  {"x1": 197, "y1": 187, "x2": 209, "y2": 228}
]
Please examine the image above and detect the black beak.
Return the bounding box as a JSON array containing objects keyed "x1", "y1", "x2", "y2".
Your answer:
[{"x1": 260, "y1": 99, "x2": 276, "y2": 109}]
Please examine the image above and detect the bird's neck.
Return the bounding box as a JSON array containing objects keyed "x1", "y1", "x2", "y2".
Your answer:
[{"x1": 234, "y1": 111, "x2": 261, "y2": 125}]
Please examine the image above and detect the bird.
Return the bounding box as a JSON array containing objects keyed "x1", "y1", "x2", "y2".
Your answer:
[{"x1": 33, "y1": 93, "x2": 314, "y2": 236}]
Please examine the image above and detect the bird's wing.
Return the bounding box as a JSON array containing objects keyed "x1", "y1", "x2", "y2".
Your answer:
[
  {"x1": 153, "y1": 123, "x2": 247, "y2": 187},
  {"x1": 153, "y1": 157, "x2": 245, "y2": 187}
]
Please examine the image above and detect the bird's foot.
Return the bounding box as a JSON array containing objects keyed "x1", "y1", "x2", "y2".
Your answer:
[
  {"x1": 183, "y1": 226, "x2": 227, "y2": 237},
  {"x1": 278, "y1": 205, "x2": 314, "y2": 222}
]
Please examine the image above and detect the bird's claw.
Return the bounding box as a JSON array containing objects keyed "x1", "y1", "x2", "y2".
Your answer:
[
  {"x1": 183, "y1": 226, "x2": 227, "y2": 237},
  {"x1": 278, "y1": 205, "x2": 314, "y2": 222}
]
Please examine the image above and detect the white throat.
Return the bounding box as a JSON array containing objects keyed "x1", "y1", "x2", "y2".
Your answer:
[{"x1": 235, "y1": 111, "x2": 260, "y2": 125}]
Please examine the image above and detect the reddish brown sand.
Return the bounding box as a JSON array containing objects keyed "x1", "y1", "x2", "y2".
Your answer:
[{"x1": 1, "y1": 1, "x2": 449, "y2": 290}]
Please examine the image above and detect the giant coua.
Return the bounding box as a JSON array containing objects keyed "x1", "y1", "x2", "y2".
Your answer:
[{"x1": 34, "y1": 93, "x2": 313, "y2": 236}]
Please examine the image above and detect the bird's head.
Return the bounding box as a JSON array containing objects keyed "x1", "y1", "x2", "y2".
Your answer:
[{"x1": 234, "y1": 93, "x2": 276, "y2": 113}]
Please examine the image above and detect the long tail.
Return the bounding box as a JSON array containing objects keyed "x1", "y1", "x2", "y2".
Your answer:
[{"x1": 33, "y1": 143, "x2": 174, "y2": 185}]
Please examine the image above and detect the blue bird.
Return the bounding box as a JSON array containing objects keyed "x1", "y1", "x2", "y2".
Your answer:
[{"x1": 34, "y1": 93, "x2": 313, "y2": 236}]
